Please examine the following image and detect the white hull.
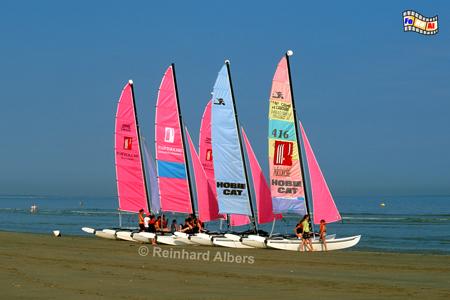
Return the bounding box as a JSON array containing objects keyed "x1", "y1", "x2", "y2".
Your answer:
[
  {"x1": 189, "y1": 235, "x2": 214, "y2": 246},
  {"x1": 156, "y1": 235, "x2": 189, "y2": 246},
  {"x1": 241, "y1": 238, "x2": 266, "y2": 248},
  {"x1": 132, "y1": 232, "x2": 156, "y2": 243},
  {"x1": 94, "y1": 229, "x2": 117, "y2": 240},
  {"x1": 212, "y1": 236, "x2": 255, "y2": 249},
  {"x1": 266, "y1": 235, "x2": 361, "y2": 251},
  {"x1": 116, "y1": 231, "x2": 138, "y2": 242}
]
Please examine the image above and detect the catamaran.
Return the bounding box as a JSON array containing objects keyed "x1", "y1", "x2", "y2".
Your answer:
[
  {"x1": 82, "y1": 80, "x2": 159, "y2": 243},
  {"x1": 153, "y1": 64, "x2": 199, "y2": 246},
  {"x1": 244, "y1": 51, "x2": 361, "y2": 251}
]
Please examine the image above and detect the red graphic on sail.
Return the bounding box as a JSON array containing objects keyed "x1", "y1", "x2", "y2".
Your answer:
[
  {"x1": 273, "y1": 140, "x2": 293, "y2": 166},
  {"x1": 123, "y1": 137, "x2": 133, "y2": 150}
]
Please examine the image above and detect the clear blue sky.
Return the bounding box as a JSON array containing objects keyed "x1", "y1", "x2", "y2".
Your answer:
[{"x1": 0, "y1": 1, "x2": 449, "y2": 197}]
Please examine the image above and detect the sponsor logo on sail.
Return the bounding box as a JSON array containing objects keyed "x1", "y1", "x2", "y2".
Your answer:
[
  {"x1": 273, "y1": 167, "x2": 290, "y2": 177},
  {"x1": 217, "y1": 181, "x2": 246, "y2": 196},
  {"x1": 123, "y1": 137, "x2": 133, "y2": 150},
  {"x1": 271, "y1": 179, "x2": 302, "y2": 194},
  {"x1": 271, "y1": 91, "x2": 284, "y2": 99},
  {"x1": 164, "y1": 127, "x2": 175, "y2": 143},
  {"x1": 214, "y1": 98, "x2": 225, "y2": 105},
  {"x1": 121, "y1": 124, "x2": 131, "y2": 132},
  {"x1": 273, "y1": 141, "x2": 293, "y2": 166},
  {"x1": 205, "y1": 149, "x2": 213, "y2": 161}
]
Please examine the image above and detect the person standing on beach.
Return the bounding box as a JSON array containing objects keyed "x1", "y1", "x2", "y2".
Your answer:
[
  {"x1": 319, "y1": 219, "x2": 327, "y2": 251},
  {"x1": 138, "y1": 209, "x2": 145, "y2": 232},
  {"x1": 300, "y1": 215, "x2": 313, "y2": 252}
]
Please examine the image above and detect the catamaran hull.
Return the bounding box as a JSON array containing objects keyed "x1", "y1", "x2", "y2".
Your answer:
[
  {"x1": 116, "y1": 231, "x2": 138, "y2": 242},
  {"x1": 156, "y1": 235, "x2": 190, "y2": 246},
  {"x1": 266, "y1": 235, "x2": 361, "y2": 251},
  {"x1": 212, "y1": 237, "x2": 255, "y2": 249},
  {"x1": 132, "y1": 232, "x2": 156, "y2": 243},
  {"x1": 94, "y1": 229, "x2": 117, "y2": 240},
  {"x1": 241, "y1": 238, "x2": 266, "y2": 248}
]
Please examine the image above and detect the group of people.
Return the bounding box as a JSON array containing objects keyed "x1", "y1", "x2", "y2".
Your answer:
[
  {"x1": 294, "y1": 214, "x2": 328, "y2": 251},
  {"x1": 138, "y1": 210, "x2": 204, "y2": 244}
]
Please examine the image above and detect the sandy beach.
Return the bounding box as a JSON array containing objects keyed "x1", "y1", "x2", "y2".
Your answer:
[{"x1": 0, "y1": 231, "x2": 448, "y2": 299}]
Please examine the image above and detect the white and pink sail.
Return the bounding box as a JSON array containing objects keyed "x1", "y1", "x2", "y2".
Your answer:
[
  {"x1": 155, "y1": 66, "x2": 192, "y2": 214},
  {"x1": 114, "y1": 81, "x2": 150, "y2": 213},
  {"x1": 300, "y1": 122, "x2": 341, "y2": 224}
]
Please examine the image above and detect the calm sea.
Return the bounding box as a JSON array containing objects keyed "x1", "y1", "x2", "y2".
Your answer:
[{"x1": 0, "y1": 195, "x2": 449, "y2": 254}]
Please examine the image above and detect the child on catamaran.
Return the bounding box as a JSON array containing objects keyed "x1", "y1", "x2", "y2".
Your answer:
[{"x1": 319, "y1": 219, "x2": 327, "y2": 251}]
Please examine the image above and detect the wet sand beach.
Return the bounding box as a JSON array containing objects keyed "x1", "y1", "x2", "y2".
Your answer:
[{"x1": 0, "y1": 231, "x2": 449, "y2": 299}]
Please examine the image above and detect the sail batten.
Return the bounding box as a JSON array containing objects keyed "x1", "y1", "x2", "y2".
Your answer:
[
  {"x1": 155, "y1": 66, "x2": 192, "y2": 214},
  {"x1": 114, "y1": 82, "x2": 149, "y2": 213}
]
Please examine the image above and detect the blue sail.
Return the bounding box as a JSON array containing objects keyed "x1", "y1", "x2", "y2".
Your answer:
[
  {"x1": 211, "y1": 64, "x2": 251, "y2": 216},
  {"x1": 143, "y1": 140, "x2": 160, "y2": 213}
]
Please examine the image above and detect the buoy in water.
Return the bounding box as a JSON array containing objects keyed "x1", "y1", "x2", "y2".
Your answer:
[{"x1": 380, "y1": 202, "x2": 386, "y2": 207}]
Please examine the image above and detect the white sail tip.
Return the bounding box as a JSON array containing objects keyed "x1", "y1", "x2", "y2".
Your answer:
[
  {"x1": 286, "y1": 50, "x2": 294, "y2": 56},
  {"x1": 224, "y1": 59, "x2": 230, "y2": 64},
  {"x1": 128, "y1": 79, "x2": 134, "y2": 85}
]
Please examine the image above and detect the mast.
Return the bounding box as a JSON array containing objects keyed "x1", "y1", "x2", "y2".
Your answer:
[
  {"x1": 129, "y1": 80, "x2": 152, "y2": 213},
  {"x1": 225, "y1": 60, "x2": 258, "y2": 233},
  {"x1": 171, "y1": 63, "x2": 197, "y2": 216},
  {"x1": 285, "y1": 51, "x2": 314, "y2": 231}
]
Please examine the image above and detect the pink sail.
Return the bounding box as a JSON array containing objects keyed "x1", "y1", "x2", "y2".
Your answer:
[
  {"x1": 185, "y1": 127, "x2": 220, "y2": 222},
  {"x1": 115, "y1": 81, "x2": 149, "y2": 213},
  {"x1": 155, "y1": 66, "x2": 192, "y2": 214},
  {"x1": 199, "y1": 101, "x2": 249, "y2": 226},
  {"x1": 299, "y1": 122, "x2": 341, "y2": 224},
  {"x1": 242, "y1": 128, "x2": 281, "y2": 224}
]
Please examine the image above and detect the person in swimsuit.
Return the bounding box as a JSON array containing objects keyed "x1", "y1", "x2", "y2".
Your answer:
[
  {"x1": 319, "y1": 219, "x2": 327, "y2": 251},
  {"x1": 300, "y1": 214, "x2": 314, "y2": 252},
  {"x1": 294, "y1": 222, "x2": 303, "y2": 239},
  {"x1": 180, "y1": 218, "x2": 193, "y2": 234},
  {"x1": 170, "y1": 219, "x2": 178, "y2": 233}
]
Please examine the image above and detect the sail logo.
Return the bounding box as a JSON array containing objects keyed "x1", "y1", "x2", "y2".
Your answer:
[
  {"x1": 213, "y1": 98, "x2": 225, "y2": 105},
  {"x1": 273, "y1": 141, "x2": 293, "y2": 166},
  {"x1": 273, "y1": 167, "x2": 290, "y2": 177},
  {"x1": 403, "y1": 10, "x2": 438, "y2": 35},
  {"x1": 271, "y1": 91, "x2": 284, "y2": 99},
  {"x1": 121, "y1": 124, "x2": 131, "y2": 132},
  {"x1": 205, "y1": 149, "x2": 213, "y2": 161},
  {"x1": 123, "y1": 137, "x2": 133, "y2": 150},
  {"x1": 217, "y1": 181, "x2": 246, "y2": 196},
  {"x1": 164, "y1": 127, "x2": 175, "y2": 143}
]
